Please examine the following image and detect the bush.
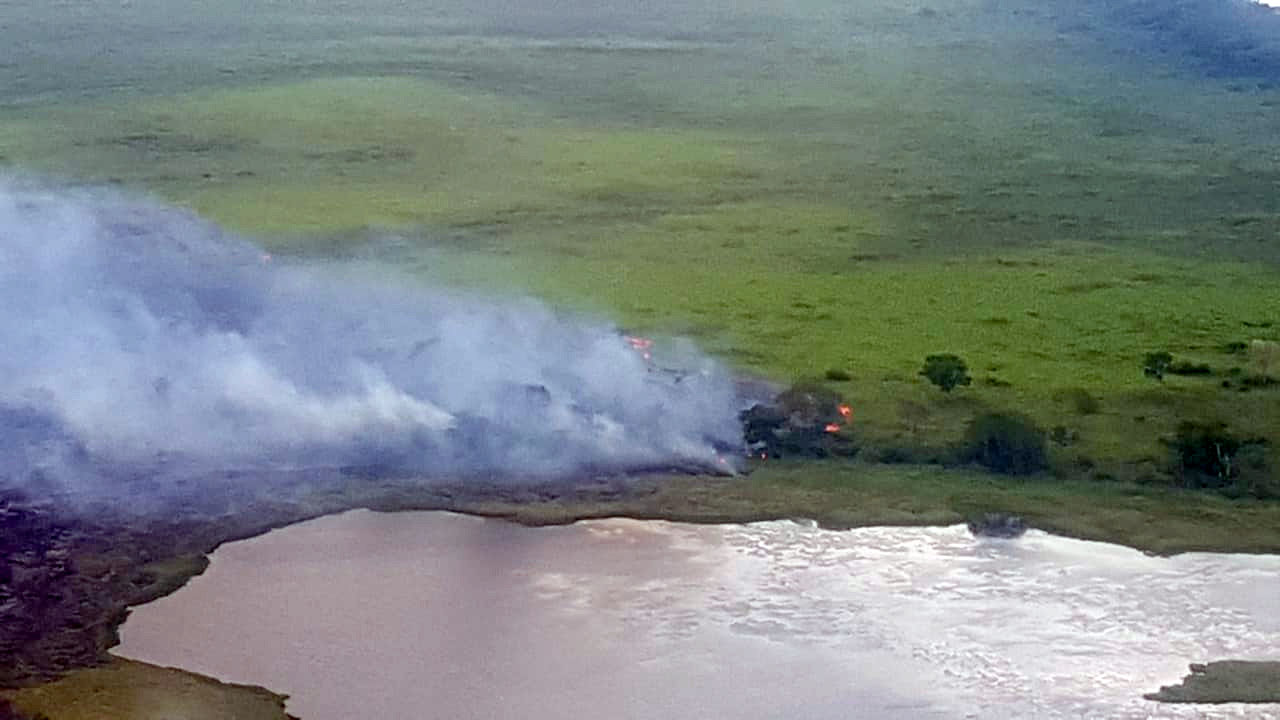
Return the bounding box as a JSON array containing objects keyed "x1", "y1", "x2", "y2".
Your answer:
[
  {"x1": 962, "y1": 412, "x2": 1049, "y2": 475},
  {"x1": 823, "y1": 368, "x2": 852, "y2": 382},
  {"x1": 919, "y1": 354, "x2": 972, "y2": 393},
  {"x1": 1166, "y1": 421, "x2": 1270, "y2": 495},
  {"x1": 1049, "y1": 425, "x2": 1078, "y2": 446},
  {"x1": 1241, "y1": 374, "x2": 1277, "y2": 389},
  {"x1": 740, "y1": 381, "x2": 856, "y2": 459},
  {"x1": 1167, "y1": 361, "x2": 1212, "y2": 376},
  {"x1": 1143, "y1": 351, "x2": 1173, "y2": 380}
]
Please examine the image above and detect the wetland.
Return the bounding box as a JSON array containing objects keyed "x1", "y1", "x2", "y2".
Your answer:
[{"x1": 3, "y1": 0, "x2": 1280, "y2": 715}]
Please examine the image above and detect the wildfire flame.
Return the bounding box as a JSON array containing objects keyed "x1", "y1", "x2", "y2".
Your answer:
[
  {"x1": 824, "y1": 423, "x2": 841, "y2": 433},
  {"x1": 838, "y1": 404, "x2": 852, "y2": 418},
  {"x1": 625, "y1": 335, "x2": 654, "y2": 361}
]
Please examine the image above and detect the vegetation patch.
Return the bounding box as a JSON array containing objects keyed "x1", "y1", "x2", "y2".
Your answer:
[
  {"x1": 1146, "y1": 661, "x2": 1280, "y2": 704},
  {"x1": 1, "y1": 6, "x2": 1278, "y2": 504},
  {"x1": 1166, "y1": 421, "x2": 1273, "y2": 497},
  {"x1": 961, "y1": 412, "x2": 1050, "y2": 476},
  {"x1": 919, "y1": 354, "x2": 972, "y2": 393},
  {"x1": 2, "y1": 659, "x2": 291, "y2": 720}
]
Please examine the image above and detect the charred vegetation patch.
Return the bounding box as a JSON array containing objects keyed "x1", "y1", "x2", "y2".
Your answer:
[{"x1": 740, "y1": 381, "x2": 856, "y2": 460}]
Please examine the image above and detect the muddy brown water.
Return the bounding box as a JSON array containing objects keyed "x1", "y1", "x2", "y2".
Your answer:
[{"x1": 116, "y1": 511, "x2": 1280, "y2": 719}]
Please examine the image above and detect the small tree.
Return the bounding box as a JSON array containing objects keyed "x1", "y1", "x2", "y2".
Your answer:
[
  {"x1": 919, "y1": 354, "x2": 971, "y2": 393},
  {"x1": 962, "y1": 412, "x2": 1049, "y2": 475},
  {"x1": 1142, "y1": 351, "x2": 1173, "y2": 381}
]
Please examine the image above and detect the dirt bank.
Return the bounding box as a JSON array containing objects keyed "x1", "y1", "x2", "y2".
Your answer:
[
  {"x1": 0, "y1": 467, "x2": 688, "y2": 688},
  {"x1": 4, "y1": 463, "x2": 1280, "y2": 710}
]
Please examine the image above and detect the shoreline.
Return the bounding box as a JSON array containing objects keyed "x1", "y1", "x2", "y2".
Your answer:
[{"x1": 4, "y1": 461, "x2": 1280, "y2": 715}]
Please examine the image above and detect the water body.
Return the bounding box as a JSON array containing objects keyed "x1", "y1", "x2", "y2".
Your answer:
[{"x1": 117, "y1": 512, "x2": 1280, "y2": 719}]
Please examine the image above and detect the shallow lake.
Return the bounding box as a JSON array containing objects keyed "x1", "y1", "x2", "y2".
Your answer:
[{"x1": 116, "y1": 511, "x2": 1280, "y2": 719}]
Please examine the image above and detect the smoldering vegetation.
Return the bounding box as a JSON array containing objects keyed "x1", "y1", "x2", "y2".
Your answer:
[{"x1": 0, "y1": 178, "x2": 743, "y2": 505}]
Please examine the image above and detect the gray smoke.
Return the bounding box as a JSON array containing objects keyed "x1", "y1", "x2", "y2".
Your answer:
[{"x1": 0, "y1": 177, "x2": 742, "y2": 500}]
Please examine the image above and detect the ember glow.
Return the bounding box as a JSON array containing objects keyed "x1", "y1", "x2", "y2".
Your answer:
[
  {"x1": 838, "y1": 404, "x2": 852, "y2": 418},
  {"x1": 824, "y1": 423, "x2": 842, "y2": 434},
  {"x1": 625, "y1": 335, "x2": 654, "y2": 361}
]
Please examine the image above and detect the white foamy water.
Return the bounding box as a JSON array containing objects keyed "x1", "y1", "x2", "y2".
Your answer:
[{"x1": 116, "y1": 512, "x2": 1280, "y2": 719}]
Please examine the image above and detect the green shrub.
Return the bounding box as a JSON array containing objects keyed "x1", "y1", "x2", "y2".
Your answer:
[
  {"x1": 1241, "y1": 374, "x2": 1277, "y2": 388},
  {"x1": 1166, "y1": 421, "x2": 1270, "y2": 496},
  {"x1": 919, "y1": 354, "x2": 972, "y2": 393},
  {"x1": 1168, "y1": 421, "x2": 1238, "y2": 485},
  {"x1": 1167, "y1": 361, "x2": 1212, "y2": 376},
  {"x1": 824, "y1": 368, "x2": 852, "y2": 382},
  {"x1": 1143, "y1": 351, "x2": 1173, "y2": 380},
  {"x1": 961, "y1": 412, "x2": 1049, "y2": 475},
  {"x1": 1234, "y1": 444, "x2": 1279, "y2": 499},
  {"x1": 1049, "y1": 425, "x2": 1078, "y2": 446}
]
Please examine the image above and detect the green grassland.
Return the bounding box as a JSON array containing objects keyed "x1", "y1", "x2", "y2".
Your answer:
[
  {"x1": 3, "y1": 659, "x2": 290, "y2": 720},
  {"x1": 1, "y1": 1, "x2": 1277, "y2": 497},
  {"x1": 457, "y1": 461, "x2": 1280, "y2": 555}
]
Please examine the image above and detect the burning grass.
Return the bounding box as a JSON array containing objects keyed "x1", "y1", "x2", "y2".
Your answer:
[
  {"x1": 2, "y1": 0, "x2": 1279, "y2": 531},
  {"x1": 2, "y1": 2, "x2": 1280, "y2": 714},
  {"x1": 3, "y1": 70, "x2": 1277, "y2": 491}
]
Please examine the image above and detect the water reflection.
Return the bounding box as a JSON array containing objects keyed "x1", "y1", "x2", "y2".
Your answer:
[{"x1": 117, "y1": 511, "x2": 1280, "y2": 719}]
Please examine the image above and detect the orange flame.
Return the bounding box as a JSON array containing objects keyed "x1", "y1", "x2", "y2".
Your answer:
[
  {"x1": 838, "y1": 404, "x2": 852, "y2": 418},
  {"x1": 824, "y1": 423, "x2": 841, "y2": 433}
]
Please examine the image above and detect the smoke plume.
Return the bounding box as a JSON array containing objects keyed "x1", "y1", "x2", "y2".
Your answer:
[{"x1": 0, "y1": 178, "x2": 742, "y2": 502}]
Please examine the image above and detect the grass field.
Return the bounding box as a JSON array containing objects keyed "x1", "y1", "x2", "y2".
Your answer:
[
  {"x1": 2, "y1": 659, "x2": 290, "y2": 720},
  {"x1": 456, "y1": 460, "x2": 1280, "y2": 555},
  {"x1": 1, "y1": 0, "x2": 1277, "y2": 492}
]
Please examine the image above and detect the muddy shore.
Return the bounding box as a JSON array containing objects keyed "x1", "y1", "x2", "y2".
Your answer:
[
  {"x1": 1, "y1": 467, "x2": 680, "y2": 688},
  {"x1": 4, "y1": 467, "x2": 1280, "y2": 712}
]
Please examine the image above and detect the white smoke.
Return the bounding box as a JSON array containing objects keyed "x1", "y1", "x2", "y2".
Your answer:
[{"x1": 0, "y1": 177, "x2": 743, "y2": 499}]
